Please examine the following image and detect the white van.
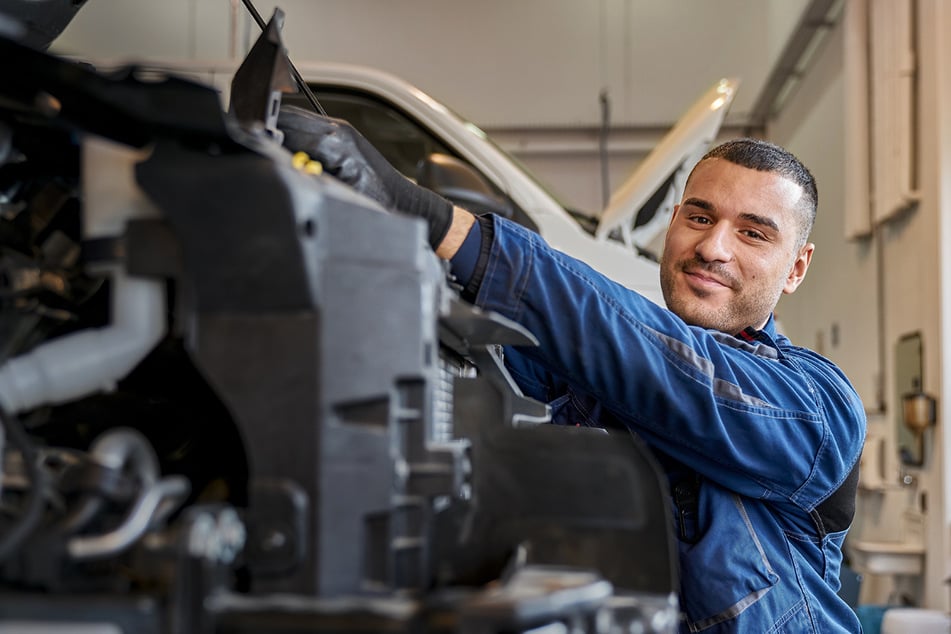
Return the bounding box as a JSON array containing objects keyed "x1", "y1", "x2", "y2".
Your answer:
[
  {"x1": 285, "y1": 64, "x2": 738, "y2": 307},
  {"x1": 96, "y1": 57, "x2": 737, "y2": 306}
]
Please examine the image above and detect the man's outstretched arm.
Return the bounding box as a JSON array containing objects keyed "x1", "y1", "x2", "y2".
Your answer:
[
  {"x1": 279, "y1": 106, "x2": 461, "y2": 250},
  {"x1": 278, "y1": 107, "x2": 483, "y2": 288},
  {"x1": 435, "y1": 207, "x2": 476, "y2": 259}
]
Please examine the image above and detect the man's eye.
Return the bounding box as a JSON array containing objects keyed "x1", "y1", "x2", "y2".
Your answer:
[
  {"x1": 742, "y1": 229, "x2": 765, "y2": 240},
  {"x1": 688, "y1": 215, "x2": 711, "y2": 225}
]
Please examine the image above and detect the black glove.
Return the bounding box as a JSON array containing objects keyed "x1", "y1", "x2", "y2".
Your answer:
[{"x1": 278, "y1": 105, "x2": 453, "y2": 249}]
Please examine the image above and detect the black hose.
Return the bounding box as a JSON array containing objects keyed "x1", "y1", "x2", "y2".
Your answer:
[
  {"x1": 0, "y1": 404, "x2": 46, "y2": 563},
  {"x1": 56, "y1": 494, "x2": 105, "y2": 536}
]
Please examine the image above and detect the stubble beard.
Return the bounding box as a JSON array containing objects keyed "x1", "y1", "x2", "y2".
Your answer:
[{"x1": 660, "y1": 257, "x2": 778, "y2": 334}]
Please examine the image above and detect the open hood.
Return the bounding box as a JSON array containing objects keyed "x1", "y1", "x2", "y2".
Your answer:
[{"x1": 595, "y1": 78, "x2": 739, "y2": 247}]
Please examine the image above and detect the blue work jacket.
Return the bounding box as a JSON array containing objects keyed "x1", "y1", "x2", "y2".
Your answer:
[{"x1": 455, "y1": 216, "x2": 866, "y2": 633}]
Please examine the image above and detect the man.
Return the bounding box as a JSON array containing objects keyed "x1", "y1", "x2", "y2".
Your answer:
[{"x1": 279, "y1": 107, "x2": 866, "y2": 633}]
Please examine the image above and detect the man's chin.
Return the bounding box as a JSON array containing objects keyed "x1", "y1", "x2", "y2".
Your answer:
[
  {"x1": 663, "y1": 284, "x2": 732, "y2": 329},
  {"x1": 674, "y1": 303, "x2": 734, "y2": 332}
]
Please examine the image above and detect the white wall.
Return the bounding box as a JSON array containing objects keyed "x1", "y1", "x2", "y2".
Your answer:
[
  {"x1": 921, "y1": 0, "x2": 951, "y2": 611},
  {"x1": 51, "y1": 0, "x2": 806, "y2": 215},
  {"x1": 772, "y1": 0, "x2": 950, "y2": 611},
  {"x1": 53, "y1": 0, "x2": 794, "y2": 128}
]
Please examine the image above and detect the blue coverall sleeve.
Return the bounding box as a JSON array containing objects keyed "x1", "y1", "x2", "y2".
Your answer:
[{"x1": 472, "y1": 217, "x2": 866, "y2": 511}]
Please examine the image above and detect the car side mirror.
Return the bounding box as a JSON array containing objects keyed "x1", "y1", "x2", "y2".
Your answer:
[{"x1": 416, "y1": 153, "x2": 514, "y2": 218}]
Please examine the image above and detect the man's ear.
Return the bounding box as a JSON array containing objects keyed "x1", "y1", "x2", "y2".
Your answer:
[{"x1": 783, "y1": 242, "x2": 815, "y2": 294}]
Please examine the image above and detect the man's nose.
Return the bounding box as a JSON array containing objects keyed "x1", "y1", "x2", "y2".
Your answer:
[{"x1": 694, "y1": 225, "x2": 734, "y2": 263}]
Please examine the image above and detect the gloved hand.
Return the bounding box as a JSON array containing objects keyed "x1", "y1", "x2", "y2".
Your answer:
[{"x1": 278, "y1": 105, "x2": 453, "y2": 249}]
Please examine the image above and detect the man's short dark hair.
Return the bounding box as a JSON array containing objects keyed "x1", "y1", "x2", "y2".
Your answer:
[{"x1": 693, "y1": 138, "x2": 818, "y2": 246}]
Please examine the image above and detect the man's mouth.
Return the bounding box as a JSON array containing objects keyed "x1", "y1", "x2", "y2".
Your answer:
[{"x1": 682, "y1": 266, "x2": 734, "y2": 290}]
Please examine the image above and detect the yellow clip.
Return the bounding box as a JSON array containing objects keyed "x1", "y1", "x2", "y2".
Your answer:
[
  {"x1": 292, "y1": 151, "x2": 323, "y2": 176},
  {"x1": 292, "y1": 151, "x2": 309, "y2": 169}
]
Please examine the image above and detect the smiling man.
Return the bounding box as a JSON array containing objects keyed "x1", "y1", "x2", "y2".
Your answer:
[
  {"x1": 279, "y1": 109, "x2": 866, "y2": 633},
  {"x1": 659, "y1": 145, "x2": 815, "y2": 334}
]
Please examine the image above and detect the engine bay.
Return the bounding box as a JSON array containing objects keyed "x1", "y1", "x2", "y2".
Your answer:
[{"x1": 0, "y1": 7, "x2": 679, "y2": 633}]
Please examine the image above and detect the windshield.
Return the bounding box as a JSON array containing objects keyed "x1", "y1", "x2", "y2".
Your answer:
[
  {"x1": 387, "y1": 85, "x2": 588, "y2": 218},
  {"x1": 457, "y1": 120, "x2": 584, "y2": 214}
]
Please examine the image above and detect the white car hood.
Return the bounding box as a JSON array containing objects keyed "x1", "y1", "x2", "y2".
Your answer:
[{"x1": 596, "y1": 78, "x2": 740, "y2": 241}]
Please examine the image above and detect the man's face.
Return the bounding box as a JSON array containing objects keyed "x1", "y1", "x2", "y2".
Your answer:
[{"x1": 660, "y1": 158, "x2": 814, "y2": 333}]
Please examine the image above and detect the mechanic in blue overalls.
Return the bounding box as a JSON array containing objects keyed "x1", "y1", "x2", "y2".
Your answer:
[{"x1": 279, "y1": 108, "x2": 866, "y2": 634}]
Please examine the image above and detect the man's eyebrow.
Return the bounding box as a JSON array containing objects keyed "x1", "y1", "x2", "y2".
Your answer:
[
  {"x1": 739, "y1": 212, "x2": 780, "y2": 233},
  {"x1": 682, "y1": 197, "x2": 713, "y2": 211}
]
